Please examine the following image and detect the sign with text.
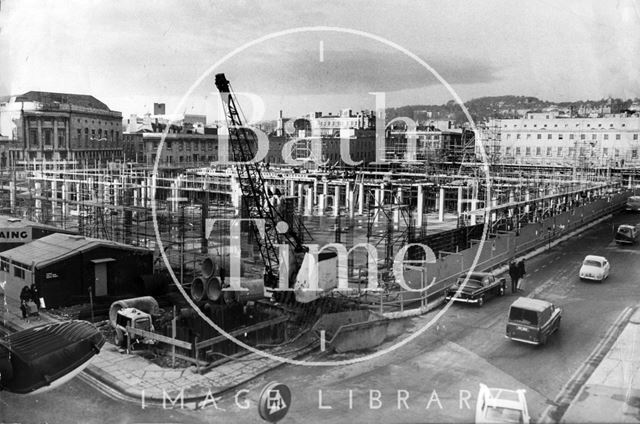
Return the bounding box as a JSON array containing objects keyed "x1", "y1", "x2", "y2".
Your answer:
[{"x1": 0, "y1": 228, "x2": 32, "y2": 243}]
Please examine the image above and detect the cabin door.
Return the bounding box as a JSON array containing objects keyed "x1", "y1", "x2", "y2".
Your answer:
[{"x1": 94, "y1": 263, "x2": 108, "y2": 296}]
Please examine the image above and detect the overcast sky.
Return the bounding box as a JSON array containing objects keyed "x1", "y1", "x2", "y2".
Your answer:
[{"x1": 1, "y1": 0, "x2": 639, "y2": 121}]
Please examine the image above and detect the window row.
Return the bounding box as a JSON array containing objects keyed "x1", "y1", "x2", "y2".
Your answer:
[{"x1": 506, "y1": 133, "x2": 637, "y2": 141}]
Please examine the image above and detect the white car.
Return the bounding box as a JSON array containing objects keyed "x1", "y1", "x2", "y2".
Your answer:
[
  {"x1": 579, "y1": 255, "x2": 610, "y2": 282},
  {"x1": 475, "y1": 383, "x2": 530, "y2": 424}
]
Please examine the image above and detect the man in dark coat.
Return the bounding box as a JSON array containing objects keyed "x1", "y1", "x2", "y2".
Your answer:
[
  {"x1": 508, "y1": 261, "x2": 519, "y2": 293},
  {"x1": 517, "y1": 259, "x2": 526, "y2": 291}
]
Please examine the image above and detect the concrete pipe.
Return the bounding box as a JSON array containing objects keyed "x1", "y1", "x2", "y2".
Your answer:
[
  {"x1": 108, "y1": 296, "x2": 160, "y2": 326},
  {"x1": 190, "y1": 277, "x2": 209, "y2": 302},
  {"x1": 200, "y1": 253, "x2": 244, "y2": 279},
  {"x1": 222, "y1": 279, "x2": 265, "y2": 305},
  {"x1": 205, "y1": 276, "x2": 223, "y2": 301}
]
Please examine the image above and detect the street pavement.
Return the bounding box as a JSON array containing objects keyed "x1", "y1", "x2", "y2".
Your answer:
[{"x1": 1, "y1": 211, "x2": 640, "y2": 423}]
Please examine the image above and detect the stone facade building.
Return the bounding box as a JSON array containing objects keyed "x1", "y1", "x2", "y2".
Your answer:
[{"x1": 0, "y1": 91, "x2": 123, "y2": 166}]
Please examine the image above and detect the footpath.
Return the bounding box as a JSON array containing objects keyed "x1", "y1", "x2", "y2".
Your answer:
[
  {"x1": 0, "y1": 296, "x2": 317, "y2": 408},
  {"x1": 559, "y1": 308, "x2": 640, "y2": 423}
]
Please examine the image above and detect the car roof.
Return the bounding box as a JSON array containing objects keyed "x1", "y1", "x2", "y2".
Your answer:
[
  {"x1": 618, "y1": 224, "x2": 635, "y2": 229},
  {"x1": 461, "y1": 272, "x2": 491, "y2": 279},
  {"x1": 584, "y1": 255, "x2": 606, "y2": 262},
  {"x1": 510, "y1": 297, "x2": 553, "y2": 312}
]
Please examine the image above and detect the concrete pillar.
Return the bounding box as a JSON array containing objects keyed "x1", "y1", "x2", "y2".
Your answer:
[
  {"x1": 113, "y1": 178, "x2": 120, "y2": 207},
  {"x1": 75, "y1": 182, "x2": 81, "y2": 214},
  {"x1": 51, "y1": 180, "x2": 58, "y2": 218},
  {"x1": 417, "y1": 185, "x2": 424, "y2": 227},
  {"x1": 323, "y1": 181, "x2": 329, "y2": 197},
  {"x1": 470, "y1": 198, "x2": 478, "y2": 225},
  {"x1": 297, "y1": 184, "x2": 304, "y2": 213},
  {"x1": 61, "y1": 181, "x2": 68, "y2": 218},
  {"x1": 304, "y1": 187, "x2": 313, "y2": 216},
  {"x1": 346, "y1": 182, "x2": 354, "y2": 218},
  {"x1": 374, "y1": 188, "x2": 382, "y2": 223},
  {"x1": 35, "y1": 181, "x2": 42, "y2": 219},
  {"x1": 393, "y1": 187, "x2": 401, "y2": 226},
  {"x1": 133, "y1": 188, "x2": 139, "y2": 207},
  {"x1": 457, "y1": 186, "x2": 463, "y2": 216},
  {"x1": 524, "y1": 192, "x2": 531, "y2": 214},
  {"x1": 170, "y1": 183, "x2": 178, "y2": 213},
  {"x1": 9, "y1": 180, "x2": 16, "y2": 213},
  {"x1": 289, "y1": 179, "x2": 295, "y2": 196},
  {"x1": 358, "y1": 182, "x2": 365, "y2": 215},
  {"x1": 318, "y1": 194, "x2": 326, "y2": 216},
  {"x1": 334, "y1": 185, "x2": 340, "y2": 217},
  {"x1": 313, "y1": 179, "x2": 318, "y2": 205},
  {"x1": 438, "y1": 187, "x2": 445, "y2": 222}
]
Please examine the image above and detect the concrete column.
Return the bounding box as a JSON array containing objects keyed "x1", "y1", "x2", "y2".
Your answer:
[
  {"x1": 318, "y1": 194, "x2": 326, "y2": 216},
  {"x1": 51, "y1": 180, "x2": 58, "y2": 218},
  {"x1": 438, "y1": 187, "x2": 445, "y2": 222},
  {"x1": 9, "y1": 180, "x2": 16, "y2": 213},
  {"x1": 334, "y1": 185, "x2": 340, "y2": 217},
  {"x1": 289, "y1": 179, "x2": 295, "y2": 196},
  {"x1": 35, "y1": 181, "x2": 42, "y2": 219},
  {"x1": 346, "y1": 182, "x2": 354, "y2": 218},
  {"x1": 304, "y1": 187, "x2": 313, "y2": 216},
  {"x1": 313, "y1": 179, "x2": 318, "y2": 205},
  {"x1": 470, "y1": 198, "x2": 478, "y2": 225},
  {"x1": 417, "y1": 185, "x2": 424, "y2": 227},
  {"x1": 113, "y1": 178, "x2": 120, "y2": 207},
  {"x1": 358, "y1": 182, "x2": 365, "y2": 215},
  {"x1": 323, "y1": 181, "x2": 329, "y2": 197},
  {"x1": 133, "y1": 188, "x2": 139, "y2": 207},
  {"x1": 457, "y1": 186, "x2": 463, "y2": 216},
  {"x1": 75, "y1": 182, "x2": 81, "y2": 214},
  {"x1": 297, "y1": 184, "x2": 304, "y2": 213},
  {"x1": 61, "y1": 181, "x2": 68, "y2": 218},
  {"x1": 52, "y1": 118, "x2": 58, "y2": 150},
  {"x1": 374, "y1": 188, "x2": 382, "y2": 223},
  {"x1": 170, "y1": 183, "x2": 178, "y2": 213},
  {"x1": 393, "y1": 187, "x2": 401, "y2": 226}
]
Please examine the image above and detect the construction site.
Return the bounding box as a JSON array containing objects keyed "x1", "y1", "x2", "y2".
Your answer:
[{"x1": 0, "y1": 74, "x2": 637, "y2": 371}]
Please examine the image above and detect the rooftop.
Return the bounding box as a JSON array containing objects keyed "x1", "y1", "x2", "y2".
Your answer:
[
  {"x1": 13, "y1": 91, "x2": 112, "y2": 111},
  {"x1": 0, "y1": 233, "x2": 150, "y2": 269}
]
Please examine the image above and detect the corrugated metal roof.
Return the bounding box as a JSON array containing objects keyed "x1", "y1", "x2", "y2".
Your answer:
[{"x1": 0, "y1": 233, "x2": 150, "y2": 269}]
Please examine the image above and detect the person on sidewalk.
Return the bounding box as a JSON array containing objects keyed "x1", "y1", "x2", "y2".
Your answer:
[
  {"x1": 20, "y1": 300, "x2": 28, "y2": 320},
  {"x1": 30, "y1": 283, "x2": 40, "y2": 312},
  {"x1": 517, "y1": 259, "x2": 527, "y2": 292},
  {"x1": 509, "y1": 261, "x2": 519, "y2": 294}
]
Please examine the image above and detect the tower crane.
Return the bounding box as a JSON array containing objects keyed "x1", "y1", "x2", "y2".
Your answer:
[{"x1": 214, "y1": 73, "x2": 307, "y2": 294}]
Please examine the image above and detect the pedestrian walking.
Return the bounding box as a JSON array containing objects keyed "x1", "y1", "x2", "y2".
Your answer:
[
  {"x1": 508, "y1": 261, "x2": 519, "y2": 293},
  {"x1": 517, "y1": 259, "x2": 526, "y2": 291},
  {"x1": 30, "y1": 283, "x2": 40, "y2": 311}
]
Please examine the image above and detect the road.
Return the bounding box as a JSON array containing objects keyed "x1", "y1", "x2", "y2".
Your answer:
[{"x1": 1, "y1": 212, "x2": 639, "y2": 423}]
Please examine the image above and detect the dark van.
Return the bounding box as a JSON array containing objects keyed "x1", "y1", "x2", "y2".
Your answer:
[{"x1": 506, "y1": 297, "x2": 561, "y2": 345}]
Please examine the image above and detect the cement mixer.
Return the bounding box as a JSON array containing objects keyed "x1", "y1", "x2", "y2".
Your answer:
[{"x1": 108, "y1": 296, "x2": 160, "y2": 326}]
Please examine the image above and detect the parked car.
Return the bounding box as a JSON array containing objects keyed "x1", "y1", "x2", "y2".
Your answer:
[
  {"x1": 475, "y1": 383, "x2": 530, "y2": 424},
  {"x1": 615, "y1": 224, "x2": 638, "y2": 244},
  {"x1": 445, "y1": 272, "x2": 506, "y2": 307},
  {"x1": 625, "y1": 196, "x2": 640, "y2": 212},
  {"x1": 579, "y1": 255, "x2": 610, "y2": 281},
  {"x1": 506, "y1": 297, "x2": 561, "y2": 345}
]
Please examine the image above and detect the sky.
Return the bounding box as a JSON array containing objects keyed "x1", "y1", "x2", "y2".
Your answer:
[{"x1": 1, "y1": 0, "x2": 639, "y2": 122}]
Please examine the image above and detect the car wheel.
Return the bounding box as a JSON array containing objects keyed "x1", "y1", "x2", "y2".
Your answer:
[
  {"x1": 540, "y1": 333, "x2": 548, "y2": 345},
  {"x1": 478, "y1": 295, "x2": 485, "y2": 307},
  {"x1": 556, "y1": 318, "x2": 561, "y2": 333}
]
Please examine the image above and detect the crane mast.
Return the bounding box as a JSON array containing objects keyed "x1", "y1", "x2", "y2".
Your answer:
[{"x1": 214, "y1": 73, "x2": 305, "y2": 290}]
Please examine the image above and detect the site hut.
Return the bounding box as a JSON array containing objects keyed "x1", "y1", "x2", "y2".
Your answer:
[
  {"x1": 0, "y1": 233, "x2": 153, "y2": 309},
  {"x1": 0, "y1": 215, "x2": 76, "y2": 253}
]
